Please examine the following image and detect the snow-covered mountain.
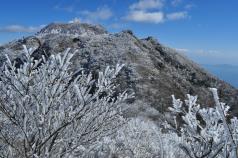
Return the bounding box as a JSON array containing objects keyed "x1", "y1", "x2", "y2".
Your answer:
[{"x1": 0, "y1": 22, "x2": 237, "y2": 117}]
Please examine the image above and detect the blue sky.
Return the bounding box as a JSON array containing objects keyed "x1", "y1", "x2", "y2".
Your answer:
[{"x1": 0, "y1": 0, "x2": 237, "y2": 65}]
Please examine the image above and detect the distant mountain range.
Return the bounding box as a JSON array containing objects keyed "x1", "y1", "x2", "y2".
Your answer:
[{"x1": 202, "y1": 64, "x2": 238, "y2": 88}]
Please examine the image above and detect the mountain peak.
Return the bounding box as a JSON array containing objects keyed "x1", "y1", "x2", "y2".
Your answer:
[{"x1": 37, "y1": 22, "x2": 107, "y2": 36}]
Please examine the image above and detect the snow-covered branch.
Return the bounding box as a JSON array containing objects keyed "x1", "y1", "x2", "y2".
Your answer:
[
  {"x1": 168, "y1": 88, "x2": 238, "y2": 158},
  {"x1": 0, "y1": 45, "x2": 131, "y2": 158}
]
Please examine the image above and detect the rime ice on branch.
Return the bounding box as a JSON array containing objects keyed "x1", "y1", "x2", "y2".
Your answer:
[
  {"x1": 168, "y1": 88, "x2": 238, "y2": 158},
  {"x1": 0, "y1": 45, "x2": 132, "y2": 158}
]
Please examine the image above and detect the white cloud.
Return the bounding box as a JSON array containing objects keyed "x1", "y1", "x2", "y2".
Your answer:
[
  {"x1": 171, "y1": 0, "x2": 182, "y2": 6},
  {"x1": 125, "y1": 0, "x2": 190, "y2": 24},
  {"x1": 181, "y1": 49, "x2": 238, "y2": 65},
  {"x1": 68, "y1": 17, "x2": 81, "y2": 24},
  {"x1": 125, "y1": 11, "x2": 189, "y2": 23},
  {"x1": 207, "y1": 50, "x2": 221, "y2": 54},
  {"x1": 125, "y1": 10, "x2": 164, "y2": 23},
  {"x1": 80, "y1": 6, "x2": 113, "y2": 21},
  {"x1": 129, "y1": 0, "x2": 164, "y2": 10},
  {"x1": 175, "y1": 48, "x2": 189, "y2": 53},
  {"x1": 194, "y1": 49, "x2": 223, "y2": 57},
  {"x1": 0, "y1": 25, "x2": 45, "y2": 33},
  {"x1": 166, "y1": 11, "x2": 188, "y2": 21},
  {"x1": 185, "y1": 4, "x2": 195, "y2": 10}
]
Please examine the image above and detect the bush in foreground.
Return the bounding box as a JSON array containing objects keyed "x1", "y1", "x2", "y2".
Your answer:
[
  {"x1": 0, "y1": 46, "x2": 131, "y2": 158},
  {"x1": 168, "y1": 88, "x2": 238, "y2": 158}
]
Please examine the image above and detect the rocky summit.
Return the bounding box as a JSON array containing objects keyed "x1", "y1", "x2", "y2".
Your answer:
[{"x1": 0, "y1": 22, "x2": 237, "y2": 119}]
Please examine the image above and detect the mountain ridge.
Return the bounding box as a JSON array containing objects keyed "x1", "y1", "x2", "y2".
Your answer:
[{"x1": 0, "y1": 22, "x2": 237, "y2": 118}]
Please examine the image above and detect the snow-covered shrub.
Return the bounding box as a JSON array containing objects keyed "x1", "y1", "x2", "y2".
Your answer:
[
  {"x1": 111, "y1": 118, "x2": 162, "y2": 158},
  {"x1": 0, "y1": 45, "x2": 131, "y2": 158},
  {"x1": 168, "y1": 88, "x2": 238, "y2": 158},
  {"x1": 77, "y1": 117, "x2": 186, "y2": 158}
]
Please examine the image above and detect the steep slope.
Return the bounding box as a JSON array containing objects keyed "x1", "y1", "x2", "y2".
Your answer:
[{"x1": 0, "y1": 23, "x2": 237, "y2": 118}]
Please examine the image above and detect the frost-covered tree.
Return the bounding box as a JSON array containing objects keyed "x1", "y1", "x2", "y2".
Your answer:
[
  {"x1": 0, "y1": 45, "x2": 131, "y2": 158},
  {"x1": 168, "y1": 88, "x2": 238, "y2": 158}
]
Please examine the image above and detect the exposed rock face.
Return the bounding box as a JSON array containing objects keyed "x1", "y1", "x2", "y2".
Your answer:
[{"x1": 0, "y1": 23, "x2": 237, "y2": 119}]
